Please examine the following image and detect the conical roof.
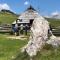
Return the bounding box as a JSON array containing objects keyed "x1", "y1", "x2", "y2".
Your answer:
[
  {"x1": 12, "y1": 5, "x2": 41, "y2": 24},
  {"x1": 18, "y1": 5, "x2": 39, "y2": 20},
  {"x1": 26, "y1": 5, "x2": 36, "y2": 11}
]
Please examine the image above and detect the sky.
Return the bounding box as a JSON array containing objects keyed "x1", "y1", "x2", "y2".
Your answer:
[{"x1": 0, "y1": 0, "x2": 60, "y2": 16}]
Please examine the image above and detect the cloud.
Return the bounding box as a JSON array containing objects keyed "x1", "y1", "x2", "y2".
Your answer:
[
  {"x1": 50, "y1": 11, "x2": 60, "y2": 19},
  {"x1": 0, "y1": 3, "x2": 10, "y2": 11},
  {"x1": 51, "y1": 11, "x2": 59, "y2": 16},
  {"x1": 44, "y1": 15, "x2": 50, "y2": 18},
  {"x1": 24, "y1": 1, "x2": 29, "y2": 5}
]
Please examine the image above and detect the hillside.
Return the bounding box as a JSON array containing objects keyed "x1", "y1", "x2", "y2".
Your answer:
[
  {"x1": 45, "y1": 18, "x2": 60, "y2": 28},
  {"x1": 0, "y1": 10, "x2": 18, "y2": 24},
  {"x1": 0, "y1": 10, "x2": 60, "y2": 27}
]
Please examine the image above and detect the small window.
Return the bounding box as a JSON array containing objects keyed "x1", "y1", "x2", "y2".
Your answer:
[{"x1": 20, "y1": 19, "x2": 22, "y2": 22}]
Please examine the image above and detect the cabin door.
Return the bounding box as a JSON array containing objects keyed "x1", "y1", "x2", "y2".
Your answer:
[{"x1": 30, "y1": 19, "x2": 34, "y2": 26}]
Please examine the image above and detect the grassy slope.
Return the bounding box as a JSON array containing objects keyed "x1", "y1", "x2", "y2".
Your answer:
[
  {"x1": 0, "y1": 11, "x2": 60, "y2": 27},
  {"x1": 46, "y1": 18, "x2": 60, "y2": 28},
  {"x1": 0, "y1": 12, "x2": 18, "y2": 24},
  {"x1": 0, "y1": 34, "x2": 28, "y2": 60}
]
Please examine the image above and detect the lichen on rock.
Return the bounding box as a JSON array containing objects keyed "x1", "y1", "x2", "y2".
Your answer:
[{"x1": 21, "y1": 15, "x2": 51, "y2": 57}]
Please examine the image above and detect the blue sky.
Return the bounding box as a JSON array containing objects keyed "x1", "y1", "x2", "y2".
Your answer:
[{"x1": 0, "y1": 0, "x2": 60, "y2": 16}]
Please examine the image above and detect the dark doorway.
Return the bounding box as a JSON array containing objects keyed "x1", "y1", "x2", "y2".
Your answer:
[{"x1": 30, "y1": 19, "x2": 34, "y2": 26}]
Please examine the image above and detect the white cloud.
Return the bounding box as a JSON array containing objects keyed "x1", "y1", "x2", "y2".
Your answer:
[
  {"x1": 0, "y1": 3, "x2": 10, "y2": 11},
  {"x1": 44, "y1": 15, "x2": 50, "y2": 18},
  {"x1": 51, "y1": 11, "x2": 59, "y2": 16},
  {"x1": 24, "y1": 1, "x2": 29, "y2": 5},
  {"x1": 49, "y1": 11, "x2": 60, "y2": 19}
]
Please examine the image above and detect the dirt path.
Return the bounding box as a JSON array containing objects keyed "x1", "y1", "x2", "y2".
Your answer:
[
  {"x1": 7, "y1": 35, "x2": 28, "y2": 40},
  {"x1": 57, "y1": 37, "x2": 60, "y2": 40}
]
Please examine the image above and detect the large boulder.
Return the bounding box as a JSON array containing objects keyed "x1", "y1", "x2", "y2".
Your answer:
[
  {"x1": 21, "y1": 16, "x2": 50, "y2": 57},
  {"x1": 46, "y1": 35, "x2": 60, "y2": 47}
]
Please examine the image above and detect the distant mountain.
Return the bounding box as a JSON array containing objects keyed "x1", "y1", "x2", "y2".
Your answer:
[
  {"x1": 51, "y1": 14, "x2": 60, "y2": 19},
  {"x1": 44, "y1": 17, "x2": 60, "y2": 28},
  {"x1": 44, "y1": 13, "x2": 60, "y2": 19},
  {"x1": 0, "y1": 9, "x2": 18, "y2": 16},
  {"x1": 50, "y1": 11, "x2": 60, "y2": 19},
  {"x1": 0, "y1": 9, "x2": 18, "y2": 24},
  {"x1": 0, "y1": 9, "x2": 60, "y2": 27}
]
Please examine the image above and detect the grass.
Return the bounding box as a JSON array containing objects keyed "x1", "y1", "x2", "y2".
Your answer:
[
  {"x1": 14, "y1": 44, "x2": 60, "y2": 60},
  {"x1": 0, "y1": 11, "x2": 60, "y2": 27},
  {"x1": 0, "y1": 34, "x2": 28, "y2": 60},
  {"x1": 0, "y1": 33, "x2": 60, "y2": 60},
  {"x1": 0, "y1": 12, "x2": 18, "y2": 24},
  {"x1": 46, "y1": 18, "x2": 60, "y2": 28},
  {"x1": 0, "y1": 11, "x2": 60, "y2": 60}
]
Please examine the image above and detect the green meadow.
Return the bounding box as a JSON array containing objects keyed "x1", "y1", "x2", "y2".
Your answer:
[
  {"x1": 0, "y1": 11, "x2": 18, "y2": 24},
  {"x1": 0, "y1": 34, "x2": 60, "y2": 60},
  {"x1": 0, "y1": 10, "x2": 60, "y2": 60},
  {"x1": 0, "y1": 34, "x2": 28, "y2": 60}
]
